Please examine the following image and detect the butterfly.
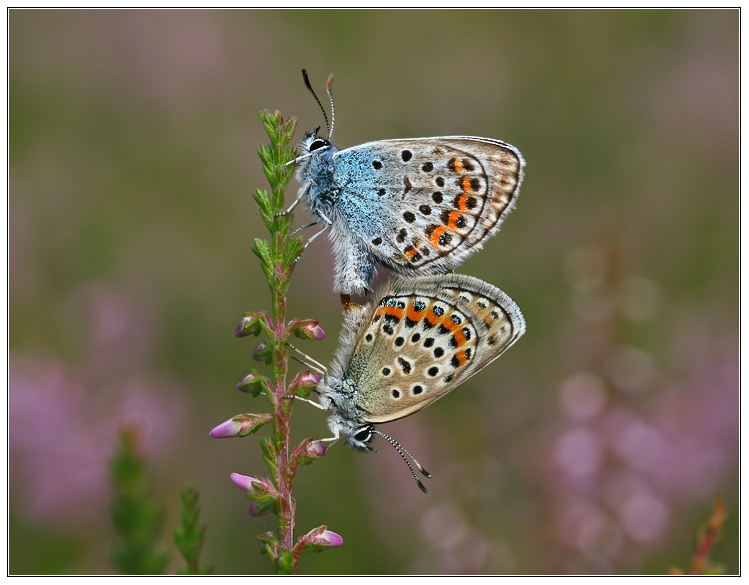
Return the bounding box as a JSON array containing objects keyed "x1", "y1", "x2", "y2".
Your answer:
[
  {"x1": 288, "y1": 71, "x2": 526, "y2": 298},
  {"x1": 298, "y1": 273, "x2": 525, "y2": 492}
]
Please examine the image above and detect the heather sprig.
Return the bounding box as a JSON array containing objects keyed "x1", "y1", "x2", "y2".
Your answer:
[
  {"x1": 109, "y1": 427, "x2": 169, "y2": 575},
  {"x1": 174, "y1": 488, "x2": 211, "y2": 574},
  {"x1": 671, "y1": 495, "x2": 727, "y2": 575},
  {"x1": 209, "y1": 110, "x2": 342, "y2": 574}
]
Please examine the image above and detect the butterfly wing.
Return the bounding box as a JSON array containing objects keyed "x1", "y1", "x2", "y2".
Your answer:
[
  {"x1": 332, "y1": 137, "x2": 524, "y2": 274},
  {"x1": 342, "y1": 274, "x2": 525, "y2": 424}
]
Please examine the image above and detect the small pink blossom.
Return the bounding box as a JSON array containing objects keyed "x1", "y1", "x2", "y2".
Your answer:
[
  {"x1": 320, "y1": 529, "x2": 344, "y2": 547},
  {"x1": 301, "y1": 526, "x2": 344, "y2": 550},
  {"x1": 236, "y1": 370, "x2": 270, "y2": 394},
  {"x1": 235, "y1": 311, "x2": 271, "y2": 337},
  {"x1": 251, "y1": 343, "x2": 272, "y2": 364},
  {"x1": 210, "y1": 413, "x2": 273, "y2": 438},
  {"x1": 295, "y1": 320, "x2": 325, "y2": 341},
  {"x1": 304, "y1": 441, "x2": 328, "y2": 458},
  {"x1": 296, "y1": 370, "x2": 321, "y2": 389},
  {"x1": 230, "y1": 472, "x2": 260, "y2": 494}
]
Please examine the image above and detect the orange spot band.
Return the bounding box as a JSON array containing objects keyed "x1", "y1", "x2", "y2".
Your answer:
[
  {"x1": 441, "y1": 315, "x2": 467, "y2": 346},
  {"x1": 385, "y1": 306, "x2": 404, "y2": 319},
  {"x1": 441, "y1": 316, "x2": 459, "y2": 332},
  {"x1": 425, "y1": 309, "x2": 441, "y2": 326},
  {"x1": 452, "y1": 328, "x2": 467, "y2": 347},
  {"x1": 430, "y1": 226, "x2": 447, "y2": 247},
  {"x1": 446, "y1": 211, "x2": 462, "y2": 231},
  {"x1": 407, "y1": 302, "x2": 425, "y2": 322}
]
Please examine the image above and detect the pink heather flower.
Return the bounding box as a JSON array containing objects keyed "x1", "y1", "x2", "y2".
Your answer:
[
  {"x1": 236, "y1": 371, "x2": 269, "y2": 393},
  {"x1": 305, "y1": 441, "x2": 328, "y2": 458},
  {"x1": 230, "y1": 474, "x2": 275, "y2": 517},
  {"x1": 296, "y1": 320, "x2": 325, "y2": 341},
  {"x1": 235, "y1": 311, "x2": 271, "y2": 337},
  {"x1": 209, "y1": 413, "x2": 273, "y2": 438},
  {"x1": 210, "y1": 419, "x2": 241, "y2": 438},
  {"x1": 251, "y1": 343, "x2": 272, "y2": 364},
  {"x1": 9, "y1": 353, "x2": 186, "y2": 525},
  {"x1": 290, "y1": 370, "x2": 321, "y2": 399},
  {"x1": 321, "y1": 530, "x2": 344, "y2": 547},
  {"x1": 300, "y1": 526, "x2": 345, "y2": 551},
  {"x1": 230, "y1": 473, "x2": 259, "y2": 494},
  {"x1": 296, "y1": 370, "x2": 322, "y2": 388}
]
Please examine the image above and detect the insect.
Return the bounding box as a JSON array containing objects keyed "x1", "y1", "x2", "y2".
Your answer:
[
  {"x1": 287, "y1": 71, "x2": 526, "y2": 298},
  {"x1": 296, "y1": 273, "x2": 525, "y2": 492}
]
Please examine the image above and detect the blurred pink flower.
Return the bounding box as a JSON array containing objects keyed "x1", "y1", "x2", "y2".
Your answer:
[
  {"x1": 9, "y1": 282, "x2": 187, "y2": 526},
  {"x1": 541, "y1": 245, "x2": 739, "y2": 571}
]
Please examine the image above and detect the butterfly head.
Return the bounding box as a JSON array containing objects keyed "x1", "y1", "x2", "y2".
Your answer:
[
  {"x1": 298, "y1": 127, "x2": 333, "y2": 157},
  {"x1": 327, "y1": 415, "x2": 431, "y2": 492},
  {"x1": 330, "y1": 417, "x2": 377, "y2": 452},
  {"x1": 293, "y1": 127, "x2": 338, "y2": 183},
  {"x1": 294, "y1": 70, "x2": 339, "y2": 178},
  {"x1": 315, "y1": 374, "x2": 375, "y2": 451}
]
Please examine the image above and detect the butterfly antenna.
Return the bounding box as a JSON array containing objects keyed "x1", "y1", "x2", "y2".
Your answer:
[
  {"x1": 373, "y1": 429, "x2": 431, "y2": 493},
  {"x1": 302, "y1": 69, "x2": 330, "y2": 139},
  {"x1": 325, "y1": 73, "x2": 335, "y2": 140}
]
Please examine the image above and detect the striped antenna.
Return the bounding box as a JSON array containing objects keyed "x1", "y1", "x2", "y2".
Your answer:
[
  {"x1": 325, "y1": 74, "x2": 335, "y2": 140},
  {"x1": 373, "y1": 428, "x2": 431, "y2": 493},
  {"x1": 302, "y1": 69, "x2": 330, "y2": 139}
]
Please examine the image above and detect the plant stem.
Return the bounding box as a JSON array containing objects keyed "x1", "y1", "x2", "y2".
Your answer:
[
  {"x1": 219, "y1": 110, "x2": 339, "y2": 574},
  {"x1": 255, "y1": 110, "x2": 301, "y2": 572}
]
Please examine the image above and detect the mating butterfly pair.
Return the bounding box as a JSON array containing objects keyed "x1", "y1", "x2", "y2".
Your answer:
[{"x1": 290, "y1": 72, "x2": 526, "y2": 491}]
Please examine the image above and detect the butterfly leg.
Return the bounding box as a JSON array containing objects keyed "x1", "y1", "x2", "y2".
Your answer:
[
  {"x1": 292, "y1": 395, "x2": 330, "y2": 411},
  {"x1": 290, "y1": 221, "x2": 318, "y2": 237},
  {"x1": 302, "y1": 225, "x2": 328, "y2": 250},
  {"x1": 276, "y1": 179, "x2": 315, "y2": 217},
  {"x1": 289, "y1": 395, "x2": 339, "y2": 446},
  {"x1": 290, "y1": 223, "x2": 330, "y2": 267},
  {"x1": 276, "y1": 189, "x2": 304, "y2": 217},
  {"x1": 315, "y1": 424, "x2": 340, "y2": 446},
  {"x1": 287, "y1": 343, "x2": 328, "y2": 376},
  {"x1": 288, "y1": 206, "x2": 332, "y2": 262}
]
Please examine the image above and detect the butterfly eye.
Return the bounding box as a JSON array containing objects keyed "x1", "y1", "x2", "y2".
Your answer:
[
  {"x1": 354, "y1": 427, "x2": 373, "y2": 443},
  {"x1": 309, "y1": 138, "x2": 329, "y2": 151}
]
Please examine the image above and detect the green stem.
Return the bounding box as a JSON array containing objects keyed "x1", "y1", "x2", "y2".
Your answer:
[{"x1": 256, "y1": 110, "x2": 300, "y2": 573}]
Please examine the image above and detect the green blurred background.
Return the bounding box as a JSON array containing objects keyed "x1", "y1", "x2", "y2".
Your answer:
[{"x1": 9, "y1": 9, "x2": 739, "y2": 575}]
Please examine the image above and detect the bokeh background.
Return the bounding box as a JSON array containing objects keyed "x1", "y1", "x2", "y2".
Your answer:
[{"x1": 9, "y1": 9, "x2": 739, "y2": 575}]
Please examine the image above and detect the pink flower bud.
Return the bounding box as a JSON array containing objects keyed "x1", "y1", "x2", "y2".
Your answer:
[
  {"x1": 209, "y1": 413, "x2": 273, "y2": 438},
  {"x1": 237, "y1": 371, "x2": 271, "y2": 396},
  {"x1": 235, "y1": 311, "x2": 271, "y2": 337},
  {"x1": 297, "y1": 370, "x2": 322, "y2": 388},
  {"x1": 210, "y1": 419, "x2": 242, "y2": 438},
  {"x1": 230, "y1": 473, "x2": 259, "y2": 494},
  {"x1": 305, "y1": 441, "x2": 328, "y2": 458},
  {"x1": 230, "y1": 474, "x2": 276, "y2": 516},
  {"x1": 320, "y1": 529, "x2": 344, "y2": 547},
  {"x1": 252, "y1": 343, "x2": 273, "y2": 364},
  {"x1": 295, "y1": 320, "x2": 325, "y2": 341},
  {"x1": 301, "y1": 525, "x2": 344, "y2": 551},
  {"x1": 288, "y1": 370, "x2": 322, "y2": 398}
]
